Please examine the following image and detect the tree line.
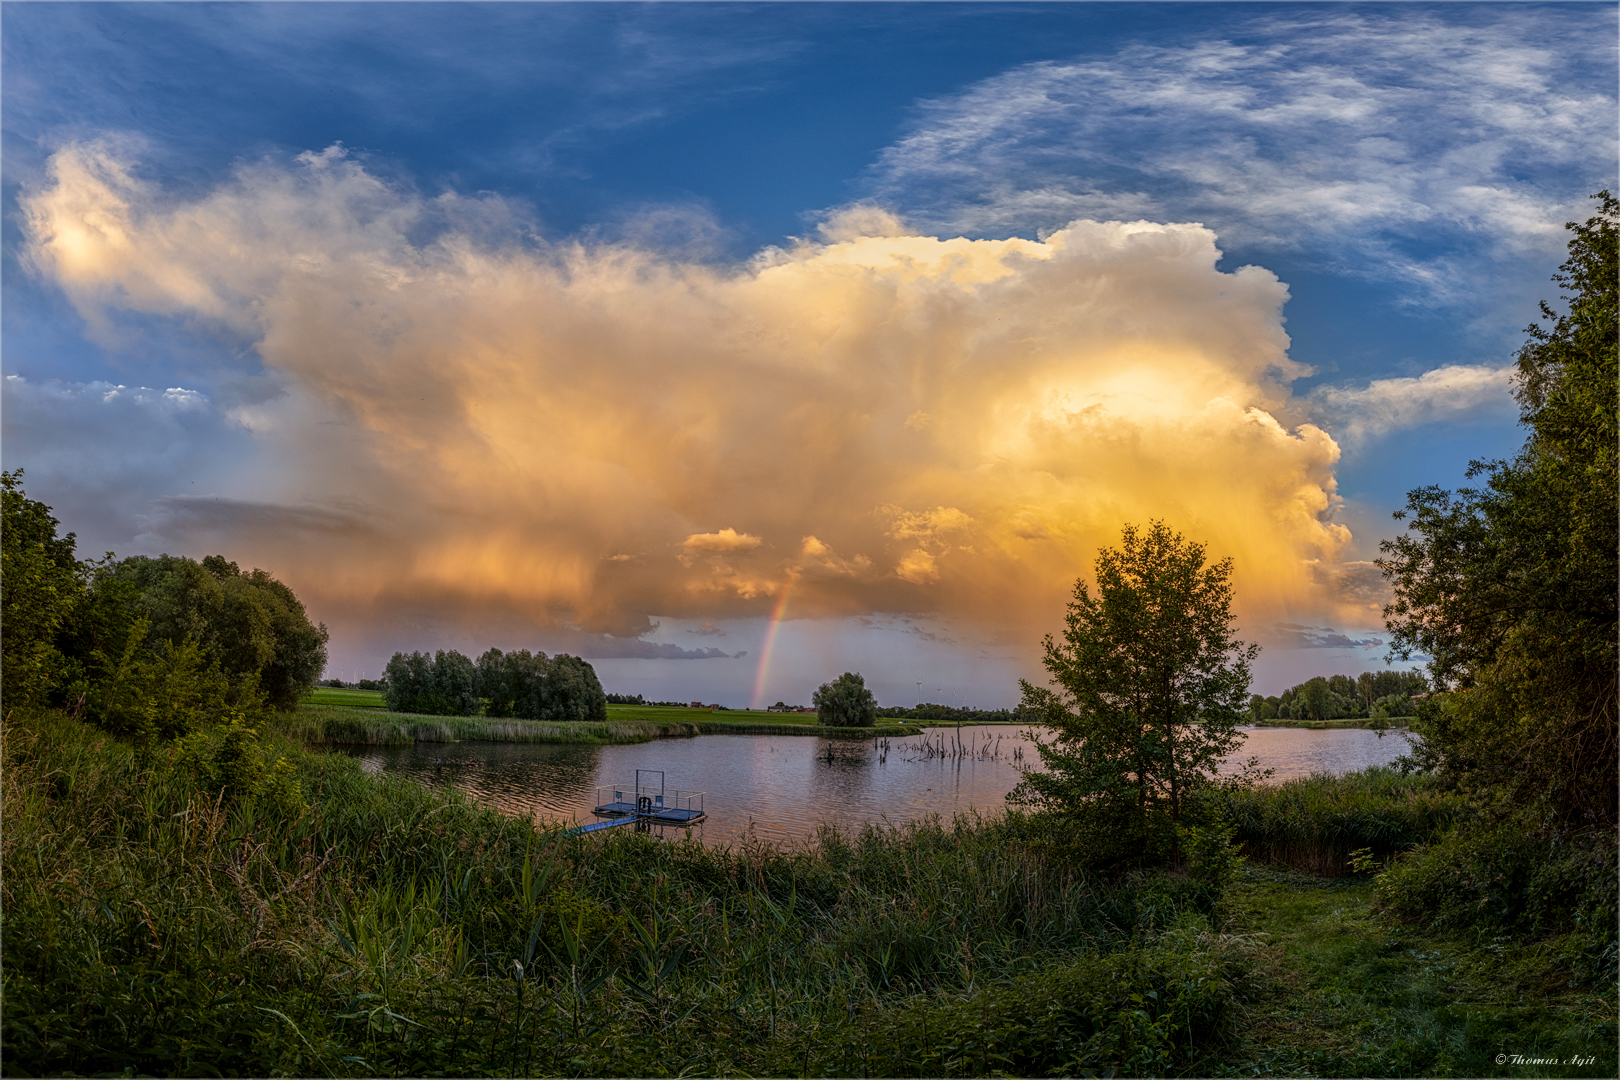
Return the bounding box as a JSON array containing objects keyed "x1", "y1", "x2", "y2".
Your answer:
[
  {"x1": 381, "y1": 647, "x2": 608, "y2": 722},
  {"x1": 1248, "y1": 669, "x2": 1427, "y2": 722},
  {"x1": 2, "y1": 472, "x2": 329, "y2": 724}
]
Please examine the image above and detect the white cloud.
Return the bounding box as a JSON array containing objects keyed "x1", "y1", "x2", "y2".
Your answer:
[
  {"x1": 1308, "y1": 363, "x2": 1517, "y2": 444},
  {"x1": 866, "y1": 9, "x2": 1617, "y2": 299}
]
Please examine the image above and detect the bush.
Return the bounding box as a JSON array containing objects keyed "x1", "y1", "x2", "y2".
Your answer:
[
  {"x1": 830, "y1": 924, "x2": 1246, "y2": 1077},
  {"x1": 1378, "y1": 814, "x2": 1618, "y2": 982},
  {"x1": 0, "y1": 470, "x2": 84, "y2": 709}
]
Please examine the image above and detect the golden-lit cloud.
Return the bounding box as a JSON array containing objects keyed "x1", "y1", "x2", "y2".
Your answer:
[{"x1": 22, "y1": 141, "x2": 1361, "y2": 646}]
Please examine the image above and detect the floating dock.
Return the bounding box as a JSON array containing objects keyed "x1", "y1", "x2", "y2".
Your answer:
[{"x1": 576, "y1": 770, "x2": 706, "y2": 833}]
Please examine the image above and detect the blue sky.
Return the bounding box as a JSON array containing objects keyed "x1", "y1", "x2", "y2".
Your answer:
[{"x1": 4, "y1": 2, "x2": 1614, "y2": 704}]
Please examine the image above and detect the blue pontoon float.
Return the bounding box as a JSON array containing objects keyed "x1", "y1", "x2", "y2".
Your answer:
[{"x1": 571, "y1": 770, "x2": 706, "y2": 834}]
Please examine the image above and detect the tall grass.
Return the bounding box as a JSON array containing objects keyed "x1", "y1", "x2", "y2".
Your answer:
[
  {"x1": 2, "y1": 707, "x2": 1248, "y2": 1077},
  {"x1": 1219, "y1": 766, "x2": 1468, "y2": 875},
  {"x1": 285, "y1": 705, "x2": 923, "y2": 745},
  {"x1": 282, "y1": 705, "x2": 699, "y2": 745}
]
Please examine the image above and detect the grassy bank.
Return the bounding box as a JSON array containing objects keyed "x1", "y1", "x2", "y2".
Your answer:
[
  {"x1": 280, "y1": 705, "x2": 694, "y2": 746},
  {"x1": 5, "y1": 708, "x2": 1611, "y2": 1077},
  {"x1": 288, "y1": 702, "x2": 924, "y2": 744}
]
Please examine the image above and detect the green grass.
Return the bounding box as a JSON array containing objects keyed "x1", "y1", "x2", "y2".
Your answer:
[
  {"x1": 306, "y1": 686, "x2": 388, "y2": 708},
  {"x1": 8, "y1": 709, "x2": 1609, "y2": 1077},
  {"x1": 1207, "y1": 865, "x2": 1616, "y2": 1077}
]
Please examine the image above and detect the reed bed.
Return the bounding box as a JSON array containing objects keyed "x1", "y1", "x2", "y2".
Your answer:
[
  {"x1": 2, "y1": 707, "x2": 1250, "y2": 1078},
  {"x1": 282, "y1": 705, "x2": 697, "y2": 745},
  {"x1": 1217, "y1": 766, "x2": 1468, "y2": 875}
]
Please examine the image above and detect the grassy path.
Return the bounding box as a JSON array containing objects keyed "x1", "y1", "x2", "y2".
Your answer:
[{"x1": 1209, "y1": 866, "x2": 1616, "y2": 1077}]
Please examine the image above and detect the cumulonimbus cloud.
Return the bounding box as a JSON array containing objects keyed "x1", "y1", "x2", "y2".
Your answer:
[{"x1": 24, "y1": 141, "x2": 1374, "y2": 645}]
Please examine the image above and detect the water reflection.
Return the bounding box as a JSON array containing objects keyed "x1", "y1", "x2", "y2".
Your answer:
[{"x1": 348, "y1": 723, "x2": 1415, "y2": 847}]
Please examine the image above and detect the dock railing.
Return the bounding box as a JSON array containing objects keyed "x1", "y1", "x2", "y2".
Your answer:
[{"x1": 592, "y1": 783, "x2": 705, "y2": 822}]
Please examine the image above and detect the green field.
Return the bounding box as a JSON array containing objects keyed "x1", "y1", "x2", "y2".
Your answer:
[{"x1": 306, "y1": 686, "x2": 388, "y2": 708}]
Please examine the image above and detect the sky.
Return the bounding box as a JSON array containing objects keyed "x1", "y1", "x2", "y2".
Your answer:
[{"x1": 3, "y1": 2, "x2": 1615, "y2": 707}]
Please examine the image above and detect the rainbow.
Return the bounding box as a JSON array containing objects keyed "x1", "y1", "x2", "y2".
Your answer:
[{"x1": 750, "y1": 574, "x2": 798, "y2": 709}]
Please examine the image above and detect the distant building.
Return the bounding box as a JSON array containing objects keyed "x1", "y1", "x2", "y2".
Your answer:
[{"x1": 690, "y1": 701, "x2": 704, "y2": 709}]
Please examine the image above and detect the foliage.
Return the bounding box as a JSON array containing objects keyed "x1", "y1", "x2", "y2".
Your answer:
[
  {"x1": 1378, "y1": 193, "x2": 1617, "y2": 830},
  {"x1": 1249, "y1": 669, "x2": 1425, "y2": 722},
  {"x1": 539, "y1": 653, "x2": 608, "y2": 723},
  {"x1": 1377, "y1": 813, "x2": 1617, "y2": 984},
  {"x1": 2, "y1": 704, "x2": 1259, "y2": 1077},
  {"x1": 383, "y1": 649, "x2": 481, "y2": 716},
  {"x1": 1218, "y1": 766, "x2": 1468, "y2": 876},
  {"x1": 1, "y1": 470, "x2": 87, "y2": 709},
  {"x1": 99, "y1": 553, "x2": 329, "y2": 711},
  {"x1": 812, "y1": 670, "x2": 878, "y2": 727},
  {"x1": 382, "y1": 647, "x2": 608, "y2": 721},
  {"x1": 476, "y1": 647, "x2": 549, "y2": 717},
  {"x1": 10, "y1": 703, "x2": 1612, "y2": 1078},
  {"x1": 1013, "y1": 521, "x2": 1260, "y2": 868}
]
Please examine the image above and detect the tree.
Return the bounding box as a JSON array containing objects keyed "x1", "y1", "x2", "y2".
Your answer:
[
  {"x1": 1011, "y1": 521, "x2": 1259, "y2": 867},
  {"x1": 100, "y1": 554, "x2": 328, "y2": 710},
  {"x1": 383, "y1": 649, "x2": 480, "y2": 716},
  {"x1": 813, "y1": 671, "x2": 877, "y2": 727},
  {"x1": 539, "y1": 654, "x2": 608, "y2": 723},
  {"x1": 1379, "y1": 192, "x2": 1617, "y2": 829},
  {"x1": 1, "y1": 471, "x2": 84, "y2": 709},
  {"x1": 477, "y1": 647, "x2": 551, "y2": 718}
]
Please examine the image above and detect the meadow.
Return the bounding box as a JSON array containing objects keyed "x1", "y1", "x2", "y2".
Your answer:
[{"x1": 3, "y1": 703, "x2": 1613, "y2": 1078}]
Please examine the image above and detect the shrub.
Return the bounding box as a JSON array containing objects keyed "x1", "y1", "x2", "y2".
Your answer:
[
  {"x1": 100, "y1": 554, "x2": 329, "y2": 710},
  {"x1": 1377, "y1": 813, "x2": 1618, "y2": 982}
]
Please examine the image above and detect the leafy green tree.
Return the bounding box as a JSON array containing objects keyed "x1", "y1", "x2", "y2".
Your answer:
[
  {"x1": 813, "y1": 671, "x2": 877, "y2": 727},
  {"x1": 477, "y1": 647, "x2": 552, "y2": 718},
  {"x1": 1012, "y1": 521, "x2": 1260, "y2": 867},
  {"x1": 383, "y1": 649, "x2": 481, "y2": 716},
  {"x1": 100, "y1": 554, "x2": 328, "y2": 710},
  {"x1": 1, "y1": 471, "x2": 86, "y2": 709},
  {"x1": 1380, "y1": 192, "x2": 1617, "y2": 829},
  {"x1": 539, "y1": 654, "x2": 608, "y2": 723}
]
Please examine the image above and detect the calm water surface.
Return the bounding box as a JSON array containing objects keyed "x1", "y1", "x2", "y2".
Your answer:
[{"x1": 351, "y1": 724, "x2": 1415, "y2": 847}]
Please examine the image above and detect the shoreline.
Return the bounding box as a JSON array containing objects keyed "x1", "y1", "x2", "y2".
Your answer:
[
  {"x1": 1247, "y1": 719, "x2": 1413, "y2": 731},
  {"x1": 283, "y1": 704, "x2": 926, "y2": 745}
]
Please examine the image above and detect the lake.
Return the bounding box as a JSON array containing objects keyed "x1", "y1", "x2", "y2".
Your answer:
[{"x1": 350, "y1": 723, "x2": 1417, "y2": 847}]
